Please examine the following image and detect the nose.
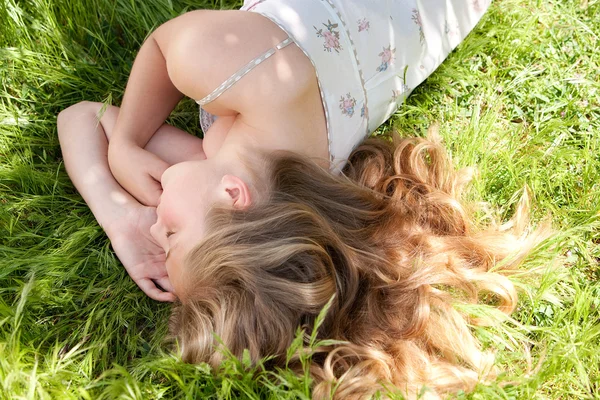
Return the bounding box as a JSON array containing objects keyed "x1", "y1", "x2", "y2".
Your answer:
[{"x1": 149, "y1": 220, "x2": 165, "y2": 249}]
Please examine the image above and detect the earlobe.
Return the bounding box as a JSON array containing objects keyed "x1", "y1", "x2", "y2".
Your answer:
[{"x1": 221, "y1": 175, "x2": 252, "y2": 210}]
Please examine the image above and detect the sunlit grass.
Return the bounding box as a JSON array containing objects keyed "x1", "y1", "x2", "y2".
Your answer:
[{"x1": 1, "y1": 0, "x2": 599, "y2": 398}]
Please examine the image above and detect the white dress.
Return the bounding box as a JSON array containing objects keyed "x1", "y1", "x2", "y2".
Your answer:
[{"x1": 199, "y1": 0, "x2": 491, "y2": 171}]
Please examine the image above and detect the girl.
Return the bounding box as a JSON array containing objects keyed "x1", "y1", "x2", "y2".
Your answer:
[{"x1": 58, "y1": 0, "x2": 544, "y2": 397}]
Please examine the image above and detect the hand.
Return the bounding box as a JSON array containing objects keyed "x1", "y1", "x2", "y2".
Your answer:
[
  {"x1": 106, "y1": 205, "x2": 177, "y2": 302},
  {"x1": 108, "y1": 138, "x2": 169, "y2": 207}
]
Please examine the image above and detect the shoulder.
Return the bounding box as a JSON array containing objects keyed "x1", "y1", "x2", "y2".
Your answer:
[{"x1": 152, "y1": 10, "x2": 283, "y2": 103}]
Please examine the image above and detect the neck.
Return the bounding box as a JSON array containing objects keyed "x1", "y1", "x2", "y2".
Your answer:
[
  {"x1": 214, "y1": 116, "x2": 329, "y2": 178},
  {"x1": 233, "y1": 117, "x2": 332, "y2": 168},
  {"x1": 223, "y1": 116, "x2": 292, "y2": 153},
  {"x1": 211, "y1": 119, "x2": 270, "y2": 190}
]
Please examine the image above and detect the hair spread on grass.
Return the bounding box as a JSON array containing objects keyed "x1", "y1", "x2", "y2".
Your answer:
[{"x1": 169, "y1": 127, "x2": 547, "y2": 399}]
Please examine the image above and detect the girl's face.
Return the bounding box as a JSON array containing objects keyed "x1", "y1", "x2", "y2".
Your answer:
[
  {"x1": 150, "y1": 160, "x2": 216, "y2": 294},
  {"x1": 149, "y1": 158, "x2": 253, "y2": 295}
]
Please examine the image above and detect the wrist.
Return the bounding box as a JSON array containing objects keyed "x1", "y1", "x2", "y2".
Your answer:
[
  {"x1": 108, "y1": 135, "x2": 135, "y2": 157},
  {"x1": 102, "y1": 202, "x2": 145, "y2": 240},
  {"x1": 107, "y1": 137, "x2": 138, "y2": 174}
]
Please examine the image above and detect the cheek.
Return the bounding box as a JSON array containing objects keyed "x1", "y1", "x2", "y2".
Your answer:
[
  {"x1": 166, "y1": 247, "x2": 186, "y2": 287},
  {"x1": 159, "y1": 196, "x2": 181, "y2": 229},
  {"x1": 166, "y1": 259, "x2": 176, "y2": 280},
  {"x1": 165, "y1": 260, "x2": 179, "y2": 290}
]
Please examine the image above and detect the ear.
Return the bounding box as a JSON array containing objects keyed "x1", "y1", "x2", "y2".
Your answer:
[{"x1": 219, "y1": 174, "x2": 252, "y2": 210}]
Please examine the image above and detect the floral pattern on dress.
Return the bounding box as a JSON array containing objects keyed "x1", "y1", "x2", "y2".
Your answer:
[
  {"x1": 339, "y1": 93, "x2": 357, "y2": 117},
  {"x1": 472, "y1": 0, "x2": 486, "y2": 13},
  {"x1": 391, "y1": 83, "x2": 410, "y2": 102},
  {"x1": 444, "y1": 19, "x2": 460, "y2": 38},
  {"x1": 360, "y1": 103, "x2": 369, "y2": 119},
  {"x1": 357, "y1": 18, "x2": 370, "y2": 32},
  {"x1": 412, "y1": 9, "x2": 425, "y2": 44},
  {"x1": 376, "y1": 45, "x2": 396, "y2": 72},
  {"x1": 444, "y1": 18, "x2": 461, "y2": 46},
  {"x1": 314, "y1": 20, "x2": 343, "y2": 53}
]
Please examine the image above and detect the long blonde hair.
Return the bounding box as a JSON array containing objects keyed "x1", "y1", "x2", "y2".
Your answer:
[{"x1": 169, "y1": 128, "x2": 546, "y2": 399}]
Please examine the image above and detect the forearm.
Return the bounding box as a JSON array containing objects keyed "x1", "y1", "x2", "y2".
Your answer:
[
  {"x1": 57, "y1": 105, "x2": 140, "y2": 236},
  {"x1": 112, "y1": 34, "x2": 184, "y2": 148}
]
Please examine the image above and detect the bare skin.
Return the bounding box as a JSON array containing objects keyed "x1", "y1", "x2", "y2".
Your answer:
[
  {"x1": 58, "y1": 101, "x2": 207, "y2": 301},
  {"x1": 108, "y1": 9, "x2": 329, "y2": 206},
  {"x1": 58, "y1": 9, "x2": 329, "y2": 300}
]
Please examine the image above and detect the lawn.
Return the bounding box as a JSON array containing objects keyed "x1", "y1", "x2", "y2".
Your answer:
[{"x1": 1, "y1": 0, "x2": 599, "y2": 398}]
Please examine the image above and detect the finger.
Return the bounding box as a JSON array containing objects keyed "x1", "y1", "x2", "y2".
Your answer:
[
  {"x1": 137, "y1": 278, "x2": 177, "y2": 302},
  {"x1": 155, "y1": 276, "x2": 175, "y2": 294},
  {"x1": 140, "y1": 259, "x2": 168, "y2": 279}
]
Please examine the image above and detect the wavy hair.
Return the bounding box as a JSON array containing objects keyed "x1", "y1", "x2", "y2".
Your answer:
[{"x1": 169, "y1": 128, "x2": 547, "y2": 399}]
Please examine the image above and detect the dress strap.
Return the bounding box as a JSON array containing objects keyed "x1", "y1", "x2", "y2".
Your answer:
[{"x1": 196, "y1": 37, "x2": 294, "y2": 106}]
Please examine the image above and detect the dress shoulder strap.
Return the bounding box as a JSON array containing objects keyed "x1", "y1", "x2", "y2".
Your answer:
[{"x1": 196, "y1": 37, "x2": 293, "y2": 106}]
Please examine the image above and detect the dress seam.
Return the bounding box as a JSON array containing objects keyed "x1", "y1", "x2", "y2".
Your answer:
[
  {"x1": 321, "y1": 0, "x2": 370, "y2": 139},
  {"x1": 243, "y1": 8, "x2": 334, "y2": 164}
]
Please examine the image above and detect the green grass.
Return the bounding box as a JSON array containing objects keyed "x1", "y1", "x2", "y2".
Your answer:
[{"x1": 1, "y1": 0, "x2": 599, "y2": 398}]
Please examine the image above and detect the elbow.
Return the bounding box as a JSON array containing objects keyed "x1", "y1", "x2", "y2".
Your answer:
[
  {"x1": 57, "y1": 101, "x2": 97, "y2": 140},
  {"x1": 57, "y1": 104, "x2": 75, "y2": 143},
  {"x1": 57, "y1": 107, "x2": 72, "y2": 140}
]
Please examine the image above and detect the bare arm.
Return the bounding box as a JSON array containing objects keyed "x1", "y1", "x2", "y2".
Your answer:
[
  {"x1": 109, "y1": 8, "x2": 290, "y2": 147},
  {"x1": 57, "y1": 103, "x2": 175, "y2": 301},
  {"x1": 107, "y1": 9, "x2": 286, "y2": 205},
  {"x1": 57, "y1": 101, "x2": 206, "y2": 302},
  {"x1": 58, "y1": 104, "x2": 141, "y2": 232},
  {"x1": 110, "y1": 35, "x2": 183, "y2": 149},
  {"x1": 106, "y1": 11, "x2": 215, "y2": 205}
]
